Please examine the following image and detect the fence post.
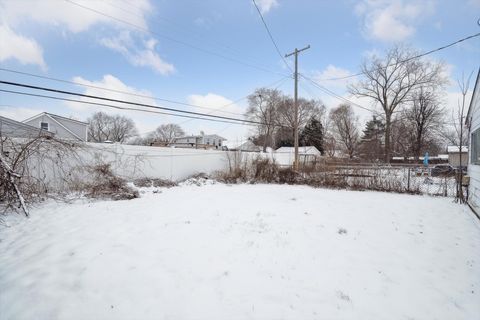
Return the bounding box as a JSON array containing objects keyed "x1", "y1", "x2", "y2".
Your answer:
[{"x1": 407, "y1": 167, "x2": 411, "y2": 192}]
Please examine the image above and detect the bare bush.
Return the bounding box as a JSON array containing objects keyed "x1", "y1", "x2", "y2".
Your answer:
[
  {"x1": 0, "y1": 134, "x2": 82, "y2": 216},
  {"x1": 133, "y1": 178, "x2": 177, "y2": 188},
  {"x1": 83, "y1": 164, "x2": 139, "y2": 200}
]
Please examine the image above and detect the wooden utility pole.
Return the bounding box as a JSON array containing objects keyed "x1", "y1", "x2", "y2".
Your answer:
[{"x1": 285, "y1": 45, "x2": 310, "y2": 170}]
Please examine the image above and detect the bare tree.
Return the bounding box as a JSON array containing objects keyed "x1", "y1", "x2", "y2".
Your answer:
[
  {"x1": 349, "y1": 46, "x2": 446, "y2": 162},
  {"x1": 404, "y1": 89, "x2": 445, "y2": 159},
  {"x1": 148, "y1": 124, "x2": 185, "y2": 144},
  {"x1": 329, "y1": 104, "x2": 359, "y2": 159},
  {"x1": 245, "y1": 88, "x2": 282, "y2": 152},
  {"x1": 88, "y1": 112, "x2": 138, "y2": 143},
  {"x1": 323, "y1": 133, "x2": 337, "y2": 158},
  {"x1": 455, "y1": 73, "x2": 473, "y2": 203},
  {"x1": 390, "y1": 115, "x2": 411, "y2": 158}
]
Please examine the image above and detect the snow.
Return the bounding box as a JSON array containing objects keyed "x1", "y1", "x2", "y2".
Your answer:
[
  {"x1": 447, "y1": 146, "x2": 468, "y2": 153},
  {"x1": 1, "y1": 184, "x2": 479, "y2": 320}
]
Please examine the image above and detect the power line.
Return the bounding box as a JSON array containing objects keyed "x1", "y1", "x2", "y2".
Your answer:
[
  {"x1": 0, "y1": 80, "x2": 265, "y2": 125},
  {"x1": 299, "y1": 74, "x2": 378, "y2": 113},
  {"x1": 178, "y1": 76, "x2": 290, "y2": 127},
  {"x1": 103, "y1": 0, "x2": 275, "y2": 71},
  {"x1": 316, "y1": 31, "x2": 480, "y2": 81},
  {"x1": 251, "y1": 0, "x2": 292, "y2": 72},
  {"x1": 64, "y1": 0, "x2": 289, "y2": 78},
  {"x1": 0, "y1": 88, "x2": 259, "y2": 127},
  {"x1": 0, "y1": 67, "x2": 287, "y2": 117}
]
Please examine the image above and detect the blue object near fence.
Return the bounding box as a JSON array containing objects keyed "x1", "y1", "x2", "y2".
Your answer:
[{"x1": 423, "y1": 152, "x2": 429, "y2": 167}]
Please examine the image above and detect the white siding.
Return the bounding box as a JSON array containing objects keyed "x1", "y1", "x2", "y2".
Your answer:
[
  {"x1": 467, "y1": 71, "x2": 480, "y2": 212},
  {"x1": 24, "y1": 114, "x2": 87, "y2": 141}
]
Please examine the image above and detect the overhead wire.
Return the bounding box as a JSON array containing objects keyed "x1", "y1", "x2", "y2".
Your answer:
[
  {"x1": 0, "y1": 80, "x2": 264, "y2": 124},
  {"x1": 103, "y1": 0, "x2": 276, "y2": 70},
  {"x1": 0, "y1": 88, "x2": 256, "y2": 126},
  {"x1": 64, "y1": 0, "x2": 290, "y2": 78},
  {"x1": 0, "y1": 67, "x2": 287, "y2": 117},
  {"x1": 315, "y1": 31, "x2": 480, "y2": 81},
  {"x1": 251, "y1": 0, "x2": 292, "y2": 72}
]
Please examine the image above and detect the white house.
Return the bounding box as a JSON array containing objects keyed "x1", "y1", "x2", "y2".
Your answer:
[
  {"x1": 274, "y1": 146, "x2": 321, "y2": 166},
  {"x1": 23, "y1": 112, "x2": 88, "y2": 142},
  {"x1": 465, "y1": 68, "x2": 480, "y2": 215},
  {"x1": 172, "y1": 134, "x2": 226, "y2": 149}
]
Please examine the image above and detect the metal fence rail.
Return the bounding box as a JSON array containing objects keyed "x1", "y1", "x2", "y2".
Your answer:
[{"x1": 308, "y1": 165, "x2": 457, "y2": 197}]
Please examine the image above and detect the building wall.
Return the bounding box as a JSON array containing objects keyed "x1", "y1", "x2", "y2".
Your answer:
[
  {"x1": 52, "y1": 116, "x2": 87, "y2": 141},
  {"x1": 448, "y1": 152, "x2": 468, "y2": 167},
  {"x1": 24, "y1": 114, "x2": 87, "y2": 141},
  {"x1": 467, "y1": 71, "x2": 480, "y2": 213}
]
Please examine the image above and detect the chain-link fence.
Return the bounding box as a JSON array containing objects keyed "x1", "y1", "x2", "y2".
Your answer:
[{"x1": 306, "y1": 164, "x2": 458, "y2": 197}]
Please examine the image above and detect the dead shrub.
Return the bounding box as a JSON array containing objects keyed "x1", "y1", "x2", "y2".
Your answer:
[
  {"x1": 252, "y1": 158, "x2": 278, "y2": 182},
  {"x1": 84, "y1": 164, "x2": 138, "y2": 200},
  {"x1": 133, "y1": 177, "x2": 177, "y2": 188},
  {"x1": 277, "y1": 167, "x2": 301, "y2": 184},
  {"x1": 0, "y1": 134, "x2": 82, "y2": 216}
]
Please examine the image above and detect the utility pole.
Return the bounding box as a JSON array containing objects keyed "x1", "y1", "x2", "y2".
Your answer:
[{"x1": 285, "y1": 45, "x2": 310, "y2": 170}]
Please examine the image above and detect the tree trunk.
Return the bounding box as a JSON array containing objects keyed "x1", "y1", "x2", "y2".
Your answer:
[
  {"x1": 262, "y1": 127, "x2": 270, "y2": 152},
  {"x1": 384, "y1": 113, "x2": 392, "y2": 163}
]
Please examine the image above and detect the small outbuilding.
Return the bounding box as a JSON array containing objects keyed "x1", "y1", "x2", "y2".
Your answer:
[
  {"x1": 274, "y1": 146, "x2": 321, "y2": 167},
  {"x1": 447, "y1": 146, "x2": 468, "y2": 167}
]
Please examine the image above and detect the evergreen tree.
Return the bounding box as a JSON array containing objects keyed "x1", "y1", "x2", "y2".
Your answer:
[
  {"x1": 300, "y1": 116, "x2": 324, "y2": 154},
  {"x1": 359, "y1": 116, "x2": 385, "y2": 161}
]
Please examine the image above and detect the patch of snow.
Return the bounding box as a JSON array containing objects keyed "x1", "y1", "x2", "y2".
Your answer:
[{"x1": 0, "y1": 185, "x2": 479, "y2": 319}]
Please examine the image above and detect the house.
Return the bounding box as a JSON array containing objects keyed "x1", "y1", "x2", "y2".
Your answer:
[
  {"x1": 23, "y1": 112, "x2": 88, "y2": 142},
  {"x1": 0, "y1": 116, "x2": 54, "y2": 139},
  {"x1": 222, "y1": 140, "x2": 261, "y2": 152},
  {"x1": 466, "y1": 68, "x2": 480, "y2": 215},
  {"x1": 274, "y1": 146, "x2": 322, "y2": 166},
  {"x1": 172, "y1": 134, "x2": 226, "y2": 149},
  {"x1": 447, "y1": 146, "x2": 468, "y2": 167}
]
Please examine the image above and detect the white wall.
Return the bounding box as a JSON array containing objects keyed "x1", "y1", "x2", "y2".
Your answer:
[
  {"x1": 467, "y1": 71, "x2": 480, "y2": 213},
  {"x1": 83, "y1": 143, "x2": 231, "y2": 181}
]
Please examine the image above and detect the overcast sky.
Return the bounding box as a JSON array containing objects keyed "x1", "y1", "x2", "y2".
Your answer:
[{"x1": 0, "y1": 0, "x2": 479, "y2": 141}]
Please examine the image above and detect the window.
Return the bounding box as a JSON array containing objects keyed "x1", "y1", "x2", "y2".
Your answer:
[
  {"x1": 40, "y1": 122, "x2": 49, "y2": 131},
  {"x1": 471, "y1": 129, "x2": 480, "y2": 165}
]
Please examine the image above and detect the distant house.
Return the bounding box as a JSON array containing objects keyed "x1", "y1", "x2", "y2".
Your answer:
[
  {"x1": 447, "y1": 146, "x2": 468, "y2": 167},
  {"x1": 0, "y1": 116, "x2": 54, "y2": 139},
  {"x1": 172, "y1": 134, "x2": 226, "y2": 149},
  {"x1": 466, "y1": 68, "x2": 480, "y2": 215},
  {"x1": 274, "y1": 146, "x2": 321, "y2": 166},
  {"x1": 23, "y1": 112, "x2": 88, "y2": 142}
]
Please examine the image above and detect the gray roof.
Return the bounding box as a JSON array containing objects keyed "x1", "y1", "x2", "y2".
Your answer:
[
  {"x1": 23, "y1": 112, "x2": 88, "y2": 125},
  {"x1": 0, "y1": 116, "x2": 54, "y2": 138}
]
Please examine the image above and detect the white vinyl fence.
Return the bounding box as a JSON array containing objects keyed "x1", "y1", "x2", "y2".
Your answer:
[{"x1": 82, "y1": 143, "x2": 234, "y2": 181}]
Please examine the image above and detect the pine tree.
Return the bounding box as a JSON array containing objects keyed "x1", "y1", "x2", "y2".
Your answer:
[
  {"x1": 359, "y1": 116, "x2": 385, "y2": 160},
  {"x1": 300, "y1": 116, "x2": 324, "y2": 154}
]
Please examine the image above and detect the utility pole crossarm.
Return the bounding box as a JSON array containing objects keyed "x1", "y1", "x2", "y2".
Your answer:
[
  {"x1": 285, "y1": 45, "x2": 310, "y2": 171},
  {"x1": 284, "y1": 45, "x2": 311, "y2": 58}
]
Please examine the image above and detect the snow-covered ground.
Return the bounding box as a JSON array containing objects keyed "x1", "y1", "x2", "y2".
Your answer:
[{"x1": 1, "y1": 183, "x2": 479, "y2": 320}]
